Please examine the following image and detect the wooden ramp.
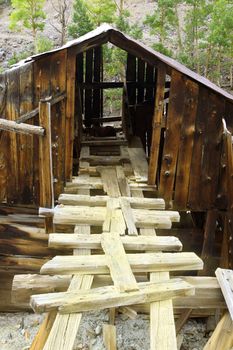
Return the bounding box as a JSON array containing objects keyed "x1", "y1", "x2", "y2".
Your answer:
[{"x1": 29, "y1": 137, "x2": 203, "y2": 350}]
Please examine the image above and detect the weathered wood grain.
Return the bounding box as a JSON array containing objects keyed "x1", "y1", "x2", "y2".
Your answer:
[
  {"x1": 30, "y1": 279, "x2": 194, "y2": 314},
  {"x1": 148, "y1": 63, "x2": 166, "y2": 185},
  {"x1": 40, "y1": 252, "x2": 203, "y2": 275},
  {"x1": 159, "y1": 70, "x2": 186, "y2": 207}
]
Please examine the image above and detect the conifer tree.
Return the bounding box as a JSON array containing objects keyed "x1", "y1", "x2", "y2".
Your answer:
[
  {"x1": 9, "y1": 0, "x2": 46, "y2": 45},
  {"x1": 68, "y1": 0, "x2": 93, "y2": 38}
]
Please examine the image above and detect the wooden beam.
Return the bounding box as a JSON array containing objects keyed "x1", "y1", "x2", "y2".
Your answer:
[
  {"x1": 148, "y1": 63, "x2": 166, "y2": 185},
  {"x1": 120, "y1": 198, "x2": 138, "y2": 235},
  {"x1": 101, "y1": 231, "x2": 139, "y2": 292},
  {"x1": 40, "y1": 252, "x2": 203, "y2": 275},
  {"x1": 15, "y1": 92, "x2": 66, "y2": 124},
  {"x1": 48, "y1": 233, "x2": 182, "y2": 252},
  {"x1": 30, "y1": 279, "x2": 194, "y2": 314},
  {"x1": 0, "y1": 118, "x2": 45, "y2": 136},
  {"x1": 12, "y1": 276, "x2": 226, "y2": 310},
  {"x1": 38, "y1": 101, "x2": 54, "y2": 208},
  {"x1": 58, "y1": 194, "x2": 165, "y2": 209},
  {"x1": 29, "y1": 311, "x2": 57, "y2": 350},
  {"x1": 203, "y1": 312, "x2": 233, "y2": 350},
  {"x1": 215, "y1": 268, "x2": 233, "y2": 320},
  {"x1": 103, "y1": 324, "x2": 117, "y2": 350}
]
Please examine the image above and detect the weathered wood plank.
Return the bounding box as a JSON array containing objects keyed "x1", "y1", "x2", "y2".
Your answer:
[
  {"x1": 120, "y1": 198, "x2": 138, "y2": 235},
  {"x1": 0, "y1": 118, "x2": 44, "y2": 136},
  {"x1": 18, "y1": 62, "x2": 34, "y2": 204},
  {"x1": 148, "y1": 63, "x2": 166, "y2": 185},
  {"x1": 103, "y1": 324, "x2": 117, "y2": 350},
  {"x1": 159, "y1": 70, "x2": 186, "y2": 207},
  {"x1": 116, "y1": 166, "x2": 131, "y2": 197},
  {"x1": 101, "y1": 230, "x2": 139, "y2": 292},
  {"x1": 150, "y1": 271, "x2": 177, "y2": 350},
  {"x1": 52, "y1": 205, "x2": 178, "y2": 228},
  {"x1": 187, "y1": 87, "x2": 209, "y2": 210},
  {"x1": 65, "y1": 47, "x2": 76, "y2": 181},
  {"x1": 200, "y1": 94, "x2": 224, "y2": 208},
  {"x1": 128, "y1": 137, "x2": 148, "y2": 182},
  {"x1": 38, "y1": 101, "x2": 54, "y2": 208},
  {"x1": 203, "y1": 312, "x2": 233, "y2": 350},
  {"x1": 50, "y1": 50, "x2": 67, "y2": 199},
  {"x1": 30, "y1": 279, "x2": 194, "y2": 314},
  {"x1": 6, "y1": 68, "x2": 20, "y2": 203},
  {"x1": 34, "y1": 55, "x2": 52, "y2": 205},
  {"x1": 215, "y1": 268, "x2": 233, "y2": 320},
  {"x1": 12, "y1": 275, "x2": 226, "y2": 310},
  {"x1": 84, "y1": 49, "x2": 94, "y2": 126},
  {"x1": 174, "y1": 79, "x2": 199, "y2": 209},
  {"x1": 40, "y1": 252, "x2": 203, "y2": 275},
  {"x1": 48, "y1": 233, "x2": 182, "y2": 251},
  {"x1": 58, "y1": 193, "x2": 165, "y2": 209},
  {"x1": 126, "y1": 54, "x2": 137, "y2": 105},
  {"x1": 98, "y1": 166, "x2": 121, "y2": 197}
]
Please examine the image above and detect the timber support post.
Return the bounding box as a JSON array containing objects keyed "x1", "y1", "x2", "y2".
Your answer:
[{"x1": 38, "y1": 100, "x2": 54, "y2": 233}]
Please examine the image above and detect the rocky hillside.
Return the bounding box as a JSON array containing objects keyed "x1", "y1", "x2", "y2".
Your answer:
[{"x1": 0, "y1": 0, "x2": 156, "y2": 72}]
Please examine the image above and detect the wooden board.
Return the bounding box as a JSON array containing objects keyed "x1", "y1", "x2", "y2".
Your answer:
[
  {"x1": 58, "y1": 193, "x2": 165, "y2": 209},
  {"x1": 174, "y1": 79, "x2": 199, "y2": 209},
  {"x1": 203, "y1": 312, "x2": 233, "y2": 350},
  {"x1": 48, "y1": 233, "x2": 182, "y2": 252},
  {"x1": 40, "y1": 252, "x2": 203, "y2": 275},
  {"x1": 120, "y1": 198, "x2": 138, "y2": 235},
  {"x1": 128, "y1": 138, "x2": 149, "y2": 182},
  {"x1": 187, "y1": 87, "x2": 208, "y2": 210},
  {"x1": 215, "y1": 268, "x2": 233, "y2": 320},
  {"x1": 159, "y1": 70, "x2": 186, "y2": 207},
  {"x1": 30, "y1": 279, "x2": 194, "y2": 314},
  {"x1": 101, "y1": 230, "x2": 139, "y2": 292},
  {"x1": 53, "y1": 205, "x2": 177, "y2": 229},
  {"x1": 148, "y1": 63, "x2": 166, "y2": 185}
]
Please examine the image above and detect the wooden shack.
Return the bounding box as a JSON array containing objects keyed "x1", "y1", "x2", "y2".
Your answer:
[{"x1": 0, "y1": 24, "x2": 233, "y2": 315}]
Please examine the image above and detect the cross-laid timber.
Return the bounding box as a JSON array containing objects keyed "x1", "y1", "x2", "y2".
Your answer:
[
  {"x1": 0, "y1": 118, "x2": 45, "y2": 136},
  {"x1": 12, "y1": 275, "x2": 226, "y2": 310},
  {"x1": 120, "y1": 198, "x2": 138, "y2": 235},
  {"x1": 58, "y1": 194, "x2": 165, "y2": 209},
  {"x1": 64, "y1": 182, "x2": 157, "y2": 193},
  {"x1": 51, "y1": 205, "x2": 179, "y2": 228},
  {"x1": 40, "y1": 252, "x2": 203, "y2": 275},
  {"x1": 101, "y1": 231, "x2": 139, "y2": 292},
  {"x1": 30, "y1": 279, "x2": 195, "y2": 314},
  {"x1": 48, "y1": 233, "x2": 183, "y2": 251}
]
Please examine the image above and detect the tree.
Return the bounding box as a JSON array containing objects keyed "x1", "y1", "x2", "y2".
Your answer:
[
  {"x1": 68, "y1": 0, "x2": 93, "y2": 38},
  {"x1": 204, "y1": 0, "x2": 233, "y2": 85},
  {"x1": 9, "y1": 0, "x2": 46, "y2": 47},
  {"x1": 86, "y1": 0, "x2": 117, "y2": 26},
  {"x1": 144, "y1": 0, "x2": 182, "y2": 56},
  {"x1": 182, "y1": 0, "x2": 210, "y2": 73},
  {"x1": 50, "y1": 0, "x2": 71, "y2": 45}
]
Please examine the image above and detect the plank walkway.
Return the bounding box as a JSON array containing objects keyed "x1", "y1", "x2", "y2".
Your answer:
[{"x1": 29, "y1": 137, "x2": 203, "y2": 350}]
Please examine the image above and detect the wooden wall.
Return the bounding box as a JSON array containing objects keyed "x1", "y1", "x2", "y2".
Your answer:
[
  {"x1": 149, "y1": 66, "x2": 232, "y2": 212},
  {"x1": 0, "y1": 48, "x2": 76, "y2": 207}
]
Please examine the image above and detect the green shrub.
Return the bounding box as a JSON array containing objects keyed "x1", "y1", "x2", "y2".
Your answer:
[
  {"x1": 8, "y1": 51, "x2": 31, "y2": 66},
  {"x1": 35, "y1": 35, "x2": 54, "y2": 54}
]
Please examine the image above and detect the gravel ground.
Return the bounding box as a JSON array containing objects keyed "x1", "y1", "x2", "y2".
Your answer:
[{"x1": 0, "y1": 311, "x2": 211, "y2": 350}]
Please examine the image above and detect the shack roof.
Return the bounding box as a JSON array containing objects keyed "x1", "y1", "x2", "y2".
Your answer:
[{"x1": 16, "y1": 24, "x2": 233, "y2": 103}]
